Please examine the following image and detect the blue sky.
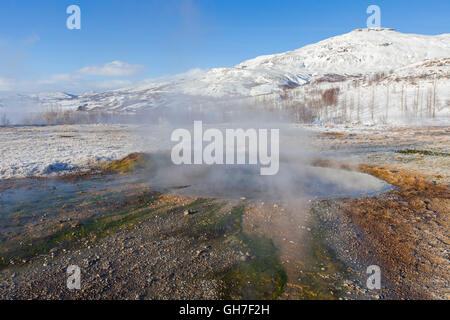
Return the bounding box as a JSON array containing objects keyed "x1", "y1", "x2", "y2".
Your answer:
[{"x1": 0, "y1": 0, "x2": 448, "y2": 93}]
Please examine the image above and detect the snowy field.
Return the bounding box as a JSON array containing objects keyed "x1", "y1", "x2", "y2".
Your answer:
[
  {"x1": 1, "y1": 121, "x2": 449, "y2": 181},
  {"x1": 0, "y1": 124, "x2": 160, "y2": 180}
]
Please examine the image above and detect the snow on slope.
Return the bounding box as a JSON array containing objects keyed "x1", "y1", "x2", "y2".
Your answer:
[
  {"x1": 2, "y1": 28, "x2": 450, "y2": 117},
  {"x1": 383, "y1": 57, "x2": 450, "y2": 82},
  {"x1": 236, "y1": 28, "x2": 449, "y2": 75},
  {"x1": 177, "y1": 28, "x2": 449, "y2": 97}
]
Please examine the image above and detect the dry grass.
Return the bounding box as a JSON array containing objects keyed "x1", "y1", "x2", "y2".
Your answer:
[
  {"x1": 309, "y1": 158, "x2": 449, "y2": 298},
  {"x1": 103, "y1": 153, "x2": 152, "y2": 174},
  {"x1": 342, "y1": 165, "x2": 449, "y2": 299}
]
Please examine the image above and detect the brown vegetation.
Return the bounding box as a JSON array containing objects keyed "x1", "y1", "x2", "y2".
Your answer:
[{"x1": 343, "y1": 165, "x2": 449, "y2": 299}]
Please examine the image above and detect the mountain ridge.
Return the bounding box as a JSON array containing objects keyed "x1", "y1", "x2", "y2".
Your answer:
[{"x1": 2, "y1": 28, "x2": 449, "y2": 120}]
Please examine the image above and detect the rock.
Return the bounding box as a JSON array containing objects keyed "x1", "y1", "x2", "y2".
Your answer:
[
  {"x1": 196, "y1": 249, "x2": 208, "y2": 257},
  {"x1": 239, "y1": 255, "x2": 248, "y2": 262},
  {"x1": 184, "y1": 209, "x2": 197, "y2": 216}
]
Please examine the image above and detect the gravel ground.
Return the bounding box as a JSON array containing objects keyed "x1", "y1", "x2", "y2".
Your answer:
[
  {"x1": 0, "y1": 124, "x2": 448, "y2": 300},
  {"x1": 0, "y1": 195, "x2": 242, "y2": 300}
]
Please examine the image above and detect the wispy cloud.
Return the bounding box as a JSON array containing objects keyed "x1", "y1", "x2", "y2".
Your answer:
[
  {"x1": 93, "y1": 79, "x2": 133, "y2": 89},
  {"x1": 0, "y1": 60, "x2": 145, "y2": 94},
  {"x1": 38, "y1": 73, "x2": 82, "y2": 85},
  {"x1": 78, "y1": 60, "x2": 144, "y2": 77},
  {"x1": 23, "y1": 33, "x2": 40, "y2": 46}
]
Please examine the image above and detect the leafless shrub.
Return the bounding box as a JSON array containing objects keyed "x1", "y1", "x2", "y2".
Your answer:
[
  {"x1": 288, "y1": 101, "x2": 316, "y2": 123},
  {"x1": 22, "y1": 106, "x2": 119, "y2": 125},
  {"x1": 321, "y1": 88, "x2": 340, "y2": 106},
  {"x1": 368, "y1": 72, "x2": 386, "y2": 85}
]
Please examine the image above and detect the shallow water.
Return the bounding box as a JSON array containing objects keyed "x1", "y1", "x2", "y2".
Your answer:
[
  {"x1": 0, "y1": 163, "x2": 391, "y2": 216},
  {"x1": 148, "y1": 162, "x2": 392, "y2": 200},
  {"x1": 0, "y1": 162, "x2": 390, "y2": 249}
]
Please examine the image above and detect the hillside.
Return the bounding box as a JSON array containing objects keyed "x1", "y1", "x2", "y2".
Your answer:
[{"x1": 2, "y1": 28, "x2": 449, "y2": 125}]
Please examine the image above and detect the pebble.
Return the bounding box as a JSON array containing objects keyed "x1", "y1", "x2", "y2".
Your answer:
[{"x1": 239, "y1": 255, "x2": 248, "y2": 262}]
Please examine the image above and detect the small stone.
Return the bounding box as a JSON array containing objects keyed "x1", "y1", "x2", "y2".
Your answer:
[
  {"x1": 184, "y1": 209, "x2": 197, "y2": 216},
  {"x1": 239, "y1": 255, "x2": 248, "y2": 262}
]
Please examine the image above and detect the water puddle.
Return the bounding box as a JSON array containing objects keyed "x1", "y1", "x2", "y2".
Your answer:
[{"x1": 153, "y1": 164, "x2": 391, "y2": 200}]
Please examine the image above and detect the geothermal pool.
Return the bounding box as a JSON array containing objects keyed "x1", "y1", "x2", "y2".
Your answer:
[{"x1": 0, "y1": 161, "x2": 390, "y2": 245}]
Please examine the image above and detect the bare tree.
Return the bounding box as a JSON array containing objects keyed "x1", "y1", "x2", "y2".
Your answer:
[
  {"x1": 357, "y1": 88, "x2": 361, "y2": 122},
  {"x1": 370, "y1": 86, "x2": 375, "y2": 121},
  {"x1": 0, "y1": 113, "x2": 10, "y2": 127},
  {"x1": 432, "y1": 79, "x2": 437, "y2": 118},
  {"x1": 401, "y1": 85, "x2": 404, "y2": 113},
  {"x1": 341, "y1": 93, "x2": 347, "y2": 122},
  {"x1": 426, "y1": 87, "x2": 432, "y2": 117},
  {"x1": 385, "y1": 85, "x2": 389, "y2": 121},
  {"x1": 414, "y1": 85, "x2": 420, "y2": 118},
  {"x1": 349, "y1": 93, "x2": 354, "y2": 122},
  {"x1": 321, "y1": 87, "x2": 340, "y2": 106}
]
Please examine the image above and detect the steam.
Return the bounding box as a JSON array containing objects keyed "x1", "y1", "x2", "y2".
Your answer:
[
  {"x1": 133, "y1": 97, "x2": 390, "y2": 201},
  {"x1": 0, "y1": 94, "x2": 40, "y2": 124}
]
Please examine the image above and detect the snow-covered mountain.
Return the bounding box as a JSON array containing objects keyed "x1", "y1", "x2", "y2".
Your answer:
[
  {"x1": 3, "y1": 28, "x2": 450, "y2": 121},
  {"x1": 185, "y1": 28, "x2": 449, "y2": 97}
]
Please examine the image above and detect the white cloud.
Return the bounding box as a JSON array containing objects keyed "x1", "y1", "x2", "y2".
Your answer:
[
  {"x1": 137, "y1": 68, "x2": 207, "y2": 86},
  {"x1": 38, "y1": 73, "x2": 82, "y2": 85},
  {"x1": 78, "y1": 60, "x2": 144, "y2": 77},
  {"x1": 93, "y1": 79, "x2": 133, "y2": 89},
  {"x1": 0, "y1": 60, "x2": 145, "y2": 93},
  {"x1": 0, "y1": 62, "x2": 204, "y2": 95}
]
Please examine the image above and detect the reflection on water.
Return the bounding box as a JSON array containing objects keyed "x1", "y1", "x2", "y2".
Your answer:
[{"x1": 152, "y1": 164, "x2": 391, "y2": 200}]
